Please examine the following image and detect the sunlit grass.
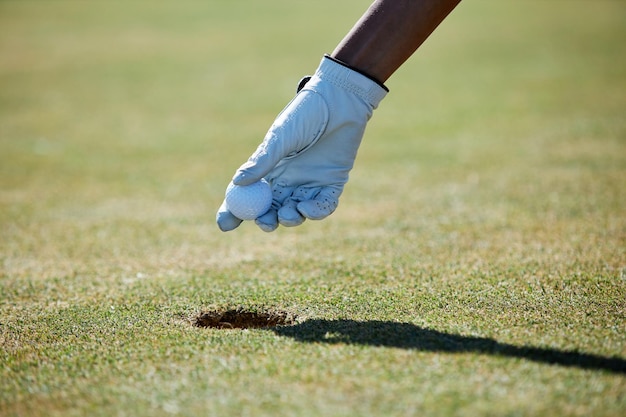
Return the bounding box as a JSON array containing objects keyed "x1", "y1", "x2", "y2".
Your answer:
[{"x1": 1, "y1": 1, "x2": 625, "y2": 416}]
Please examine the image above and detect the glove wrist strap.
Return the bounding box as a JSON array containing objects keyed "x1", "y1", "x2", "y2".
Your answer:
[
  {"x1": 314, "y1": 55, "x2": 389, "y2": 108},
  {"x1": 324, "y1": 54, "x2": 389, "y2": 92}
]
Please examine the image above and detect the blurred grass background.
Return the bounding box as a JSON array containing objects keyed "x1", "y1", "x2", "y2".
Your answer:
[{"x1": 1, "y1": 1, "x2": 625, "y2": 416}]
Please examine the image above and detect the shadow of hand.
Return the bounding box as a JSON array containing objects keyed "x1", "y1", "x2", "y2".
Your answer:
[{"x1": 272, "y1": 319, "x2": 625, "y2": 374}]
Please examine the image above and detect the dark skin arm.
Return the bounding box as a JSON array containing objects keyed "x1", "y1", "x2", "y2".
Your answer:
[{"x1": 332, "y1": 0, "x2": 462, "y2": 83}]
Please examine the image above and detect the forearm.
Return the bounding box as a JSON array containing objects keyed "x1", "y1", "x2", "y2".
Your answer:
[{"x1": 331, "y1": 0, "x2": 461, "y2": 83}]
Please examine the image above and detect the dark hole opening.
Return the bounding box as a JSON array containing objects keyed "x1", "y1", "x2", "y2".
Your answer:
[{"x1": 194, "y1": 308, "x2": 296, "y2": 329}]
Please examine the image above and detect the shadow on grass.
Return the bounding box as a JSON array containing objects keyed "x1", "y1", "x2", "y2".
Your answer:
[{"x1": 271, "y1": 319, "x2": 626, "y2": 374}]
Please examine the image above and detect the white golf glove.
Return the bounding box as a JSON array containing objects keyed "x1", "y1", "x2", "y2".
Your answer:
[{"x1": 217, "y1": 55, "x2": 388, "y2": 232}]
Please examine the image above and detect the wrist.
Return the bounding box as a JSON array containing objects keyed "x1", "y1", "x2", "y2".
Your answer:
[
  {"x1": 324, "y1": 54, "x2": 389, "y2": 92},
  {"x1": 313, "y1": 55, "x2": 388, "y2": 109}
]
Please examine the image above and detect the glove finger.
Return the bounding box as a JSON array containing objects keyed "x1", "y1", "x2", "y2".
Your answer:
[
  {"x1": 255, "y1": 208, "x2": 279, "y2": 232},
  {"x1": 296, "y1": 186, "x2": 340, "y2": 220},
  {"x1": 259, "y1": 182, "x2": 296, "y2": 229},
  {"x1": 278, "y1": 198, "x2": 305, "y2": 227},
  {"x1": 216, "y1": 200, "x2": 243, "y2": 232},
  {"x1": 278, "y1": 186, "x2": 320, "y2": 227},
  {"x1": 271, "y1": 183, "x2": 296, "y2": 206}
]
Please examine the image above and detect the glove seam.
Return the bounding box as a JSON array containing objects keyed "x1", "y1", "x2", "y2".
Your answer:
[{"x1": 281, "y1": 90, "x2": 330, "y2": 160}]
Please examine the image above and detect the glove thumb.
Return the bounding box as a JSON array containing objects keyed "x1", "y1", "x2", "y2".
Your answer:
[
  {"x1": 231, "y1": 140, "x2": 279, "y2": 186},
  {"x1": 232, "y1": 90, "x2": 329, "y2": 186}
]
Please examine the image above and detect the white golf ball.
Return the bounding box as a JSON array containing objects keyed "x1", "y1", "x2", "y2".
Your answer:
[{"x1": 225, "y1": 179, "x2": 273, "y2": 220}]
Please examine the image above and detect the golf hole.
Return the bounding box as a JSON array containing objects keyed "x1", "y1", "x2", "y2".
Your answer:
[{"x1": 194, "y1": 308, "x2": 296, "y2": 329}]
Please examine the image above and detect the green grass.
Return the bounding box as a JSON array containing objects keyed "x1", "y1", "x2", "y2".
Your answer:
[{"x1": 1, "y1": 1, "x2": 625, "y2": 416}]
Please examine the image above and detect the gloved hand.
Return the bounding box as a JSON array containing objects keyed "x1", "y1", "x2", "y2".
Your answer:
[{"x1": 217, "y1": 55, "x2": 388, "y2": 232}]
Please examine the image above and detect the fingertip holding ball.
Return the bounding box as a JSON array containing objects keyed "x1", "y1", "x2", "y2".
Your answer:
[{"x1": 225, "y1": 179, "x2": 273, "y2": 220}]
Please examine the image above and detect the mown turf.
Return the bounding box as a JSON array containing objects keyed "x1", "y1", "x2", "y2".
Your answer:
[{"x1": 1, "y1": 1, "x2": 625, "y2": 416}]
